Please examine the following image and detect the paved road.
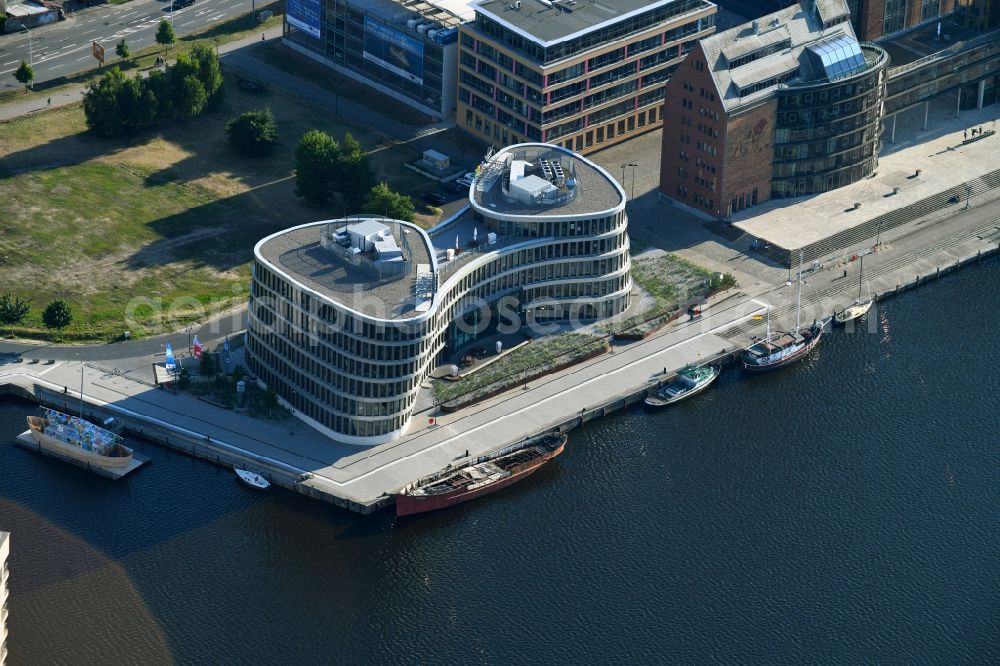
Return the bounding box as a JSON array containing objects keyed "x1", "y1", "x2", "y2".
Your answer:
[{"x1": 0, "y1": 0, "x2": 255, "y2": 91}]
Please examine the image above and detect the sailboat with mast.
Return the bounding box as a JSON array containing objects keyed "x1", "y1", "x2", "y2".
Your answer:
[
  {"x1": 742, "y1": 252, "x2": 828, "y2": 372},
  {"x1": 834, "y1": 254, "x2": 874, "y2": 325}
]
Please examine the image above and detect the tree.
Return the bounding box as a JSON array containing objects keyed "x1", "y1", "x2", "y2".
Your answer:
[
  {"x1": 155, "y1": 20, "x2": 176, "y2": 54},
  {"x1": 294, "y1": 130, "x2": 340, "y2": 207},
  {"x1": 336, "y1": 132, "x2": 375, "y2": 210},
  {"x1": 190, "y1": 44, "x2": 223, "y2": 109},
  {"x1": 42, "y1": 300, "x2": 72, "y2": 330},
  {"x1": 83, "y1": 68, "x2": 130, "y2": 137},
  {"x1": 0, "y1": 293, "x2": 31, "y2": 326},
  {"x1": 226, "y1": 108, "x2": 278, "y2": 156},
  {"x1": 14, "y1": 60, "x2": 33, "y2": 92},
  {"x1": 83, "y1": 68, "x2": 153, "y2": 137},
  {"x1": 115, "y1": 39, "x2": 130, "y2": 64},
  {"x1": 145, "y1": 69, "x2": 174, "y2": 122},
  {"x1": 364, "y1": 182, "x2": 415, "y2": 222},
  {"x1": 175, "y1": 73, "x2": 207, "y2": 118}
]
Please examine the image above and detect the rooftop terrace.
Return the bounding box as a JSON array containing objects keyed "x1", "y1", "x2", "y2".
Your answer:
[
  {"x1": 257, "y1": 220, "x2": 434, "y2": 321},
  {"x1": 471, "y1": 144, "x2": 623, "y2": 217},
  {"x1": 476, "y1": 0, "x2": 685, "y2": 45}
]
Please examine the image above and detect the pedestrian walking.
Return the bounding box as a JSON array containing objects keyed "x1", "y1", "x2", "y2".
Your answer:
[
  {"x1": 261, "y1": 33, "x2": 265, "y2": 42},
  {"x1": 964, "y1": 129, "x2": 968, "y2": 140},
  {"x1": 47, "y1": 97, "x2": 51, "y2": 106}
]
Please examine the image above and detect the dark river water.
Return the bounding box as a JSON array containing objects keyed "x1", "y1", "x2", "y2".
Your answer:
[{"x1": 2, "y1": 256, "x2": 998, "y2": 665}]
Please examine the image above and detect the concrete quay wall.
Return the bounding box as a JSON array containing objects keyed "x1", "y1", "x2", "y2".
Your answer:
[
  {"x1": 2, "y1": 234, "x2": 996, "y2": 516},
  {"x1": 0, "y1": 373, "x2": 377, "y2": 515}
]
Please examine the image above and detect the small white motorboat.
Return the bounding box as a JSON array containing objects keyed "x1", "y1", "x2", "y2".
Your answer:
[{"x1": 234, "y1": 467, "x2": 270, "y2": 490}]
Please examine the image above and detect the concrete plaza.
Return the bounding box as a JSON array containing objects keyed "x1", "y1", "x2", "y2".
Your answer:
[{"x1": 731, "y1": 99, "x2": 1000, "y2": 250}]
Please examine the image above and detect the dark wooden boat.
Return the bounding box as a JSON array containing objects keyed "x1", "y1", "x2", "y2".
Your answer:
[{"x1": 396, "y1": 432, "x2": 566, "y2": 517}]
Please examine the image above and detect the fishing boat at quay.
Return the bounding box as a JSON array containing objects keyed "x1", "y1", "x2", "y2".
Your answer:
[
  {"x1": 396, "y1": 432, "x2": 567, "y2": 517},
  {"x1": 645, "y1": 366, "x2": 719, "y2": 407}
]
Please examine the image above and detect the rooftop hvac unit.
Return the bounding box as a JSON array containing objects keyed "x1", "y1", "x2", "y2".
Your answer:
[
  {"x1": 407, "y1": 18, "x2": 419, "y2": 29},
  {"x1": 427, "y1": 30, "x2": 438, "y2": 39},
  {"x1": 417, "y1": 23, "x2": 430, "y2": 34}
]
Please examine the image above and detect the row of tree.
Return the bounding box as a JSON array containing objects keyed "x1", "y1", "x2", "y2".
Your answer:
[
  {"x1": 83, "y1": 44, "x2": 222, "y2": 137},
  {"x1": 0, "y1": 294, "x2": 73, "y2": 330}
]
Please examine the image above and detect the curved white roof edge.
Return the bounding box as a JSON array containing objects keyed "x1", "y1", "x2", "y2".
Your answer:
[{"x1": 468, "y1": 142, "x2": 627, "y2": 219}]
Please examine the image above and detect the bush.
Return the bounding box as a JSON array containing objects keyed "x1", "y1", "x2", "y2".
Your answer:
[
  {"x1": 0, "y1": 293, "x2": 31, "y2": 326},
  {"x1": 42, "y1": 300, "x2": 73, "y2": 330},
  {"x1": 199, "y1": 352, "x2": 217, "y2": 376},
  {"x1": 226, "y1": 108, "x2": 278, "y2": 156}
]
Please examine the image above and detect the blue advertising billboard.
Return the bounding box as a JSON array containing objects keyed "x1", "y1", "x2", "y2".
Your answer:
[
  {"x1": 363, "y1": 17, "x2": 424, "y2": 85},
  {"x1": 287, "y1": 0, "x2": 321, "y2": 39}
]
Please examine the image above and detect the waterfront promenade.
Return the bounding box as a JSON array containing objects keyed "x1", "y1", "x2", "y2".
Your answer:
[{"x1": 3, "y1": 190, "x2": 998, "y2": 511}]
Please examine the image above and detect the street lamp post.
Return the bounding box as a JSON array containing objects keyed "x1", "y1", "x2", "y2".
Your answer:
[
  {"x1": 875, "y1": 221, "x2": 883, "y2": 249},
  {"x1": 965, "y1": 183, "x2": 972, "y2": 209},
  {"x1": 620, "y1": 163, "x2": 638, "y2": 204},
  {"x1": 75, "y1": 354, "x2": 85, "y2": 418},
  {"x1": 288, "y1": 390, "x2": 296, "y2": 435}
]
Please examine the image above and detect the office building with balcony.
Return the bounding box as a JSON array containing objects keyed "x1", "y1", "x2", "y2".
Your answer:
[
  {"x1": 283, "y1": 0, "x2": 473, "y2": 118},
  {"x1": 457, "y1": 0, "x2": 718, "y2": 154},
  {"x1": 246, "y1": 143, "x2": 631, "y2": 445},
  {"x1": 659, "y1": 0, "x2": 889, "y2": 219}
]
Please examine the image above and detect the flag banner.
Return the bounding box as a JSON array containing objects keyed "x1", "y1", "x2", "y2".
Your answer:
[
  {"x1": 165, "y1": 342, "x2": 176, "y2": 372},
  {"x1": 193, "y1": 335, "x2": 203, "y2": 359}
]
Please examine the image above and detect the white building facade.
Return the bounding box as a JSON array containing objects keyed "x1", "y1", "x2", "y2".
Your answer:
[{"x1": 247, "y1": 143, "x2": 631, "y2": 445}]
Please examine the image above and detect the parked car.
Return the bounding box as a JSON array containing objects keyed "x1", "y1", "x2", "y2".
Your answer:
[
  {"x1": 173, "y1": 0, "x2": 196, "y2": 8},
  {"x1": 444, "y1": 180, "x2": 468, "y2": 193},
  {"x1": 421, "y1": 192, "x2": 447, "y2": 206}
]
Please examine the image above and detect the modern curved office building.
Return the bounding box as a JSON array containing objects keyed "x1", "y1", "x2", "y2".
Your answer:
[{"x1": 247, "y1": 143, "x2": 631, "y2": 445}]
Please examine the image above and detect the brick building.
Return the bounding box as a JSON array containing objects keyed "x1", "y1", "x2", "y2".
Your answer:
[
  {"x1": 456, "y1": 0, "x2": 718, "y2": 154},
  {"x1": 659, "y1": 0, "x2": 889, "y2": 219}
]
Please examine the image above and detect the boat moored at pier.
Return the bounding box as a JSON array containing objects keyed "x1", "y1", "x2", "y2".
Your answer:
[
  {"x1": 742, "y1": 322, "x2": 826, "y2": 371},
  {"x1": 396, "y1": 432, "x2": 567, "y2": 516},
  {"x1": 234, "y1": 468, "x2": 270, "y2": 490},
  {"x1": 743, "y1": 251, "x2": 829, "y2": 372},
  {"x1": 645, "y1": 366, "x2": 719, "y2": 406},
  {"x1": 834, "y1": 255, "x2": 874, "y2": 325},
  {"x1": 25, "y1": 407, "x2": 134, "y2": 469}
]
